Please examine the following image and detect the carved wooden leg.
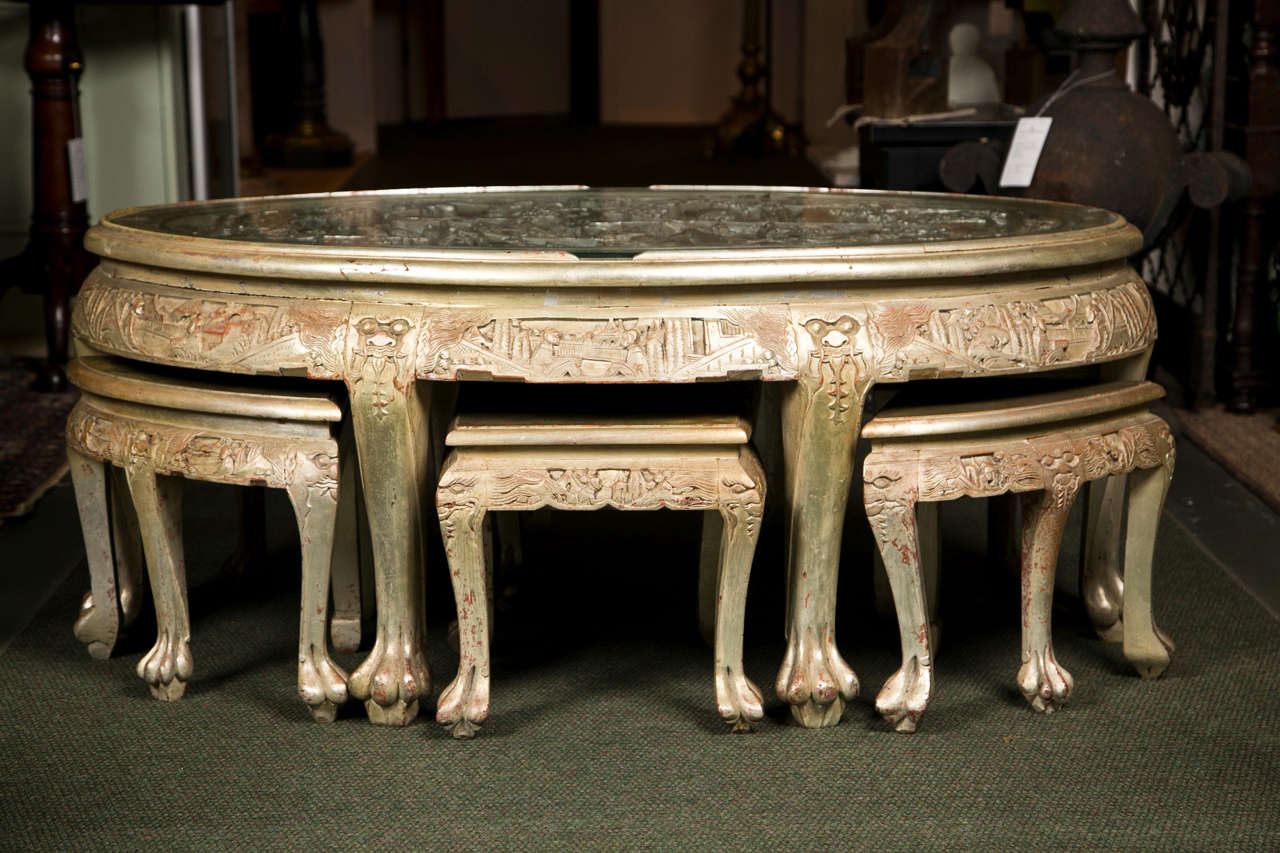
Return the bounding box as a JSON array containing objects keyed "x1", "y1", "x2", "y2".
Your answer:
[
  {"x1": 126, "y1": 469, "x2": 192, "y2": 701},
  {"x1": 436, "y1": 503, "x2": 491, "y2": 739},
  {"x1": 346, "y1": 379, "x2": 430, "y2": 726},
  {"x1": 1018, "y1": 487, "x2": 1076, "y2": 713},
  {"x1": 1082, "y1": 350, "x2": 1152, "y2": 640},
  {"x1": 714, "y1": 452, "x2": 765, "y2": 732},
  {"x1": 286, "y1": 458, "x2": 348, "y2": 723},
  {"x1": 329, "y1": 435, "x2": 362, "y2": 654},
  {"x1": 864, "y1": 469, "x2": 933, "y2": 732},
  {"x1": 776, "y1": 382, "x2": 864, "y2": 728},
  {"x1": 775, "y1": 377, "x2": 865, "y2": 727},
  {"x1": 1122, "y1": 454, "x2": 1176, "y2": 679},
  {"x1": 68, "y1": 449, "x2": 119, "y2": 659},
  {"x1": 109, "y1": 467, "x2": 147, "y2": 629},
  {"x1": 697, "y1": 510, "x2": 723, "y2": 648},
  {"x1": 918, "y1": 500, "x2": 941, "y2": 651},
  {"x1": 1081, "y1": 476, "x2": 1125, "y2": 641}
]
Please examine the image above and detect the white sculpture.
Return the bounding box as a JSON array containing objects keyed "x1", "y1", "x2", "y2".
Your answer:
[{"x1": 947, "y1": 23, "x2": 1001, "y2": 108}]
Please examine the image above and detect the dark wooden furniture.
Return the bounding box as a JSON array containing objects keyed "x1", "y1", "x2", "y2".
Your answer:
[{"x1": 0, "y1": 1, "x2": 95, "y2": 392}]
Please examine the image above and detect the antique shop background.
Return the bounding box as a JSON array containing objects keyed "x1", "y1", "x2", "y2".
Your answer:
[{"x1": 1, "y1": 1, "x2": 1277, "y2": 848}]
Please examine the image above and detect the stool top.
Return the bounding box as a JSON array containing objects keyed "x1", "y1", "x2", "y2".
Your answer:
[
  {"x1": 861, "y1": 380, "x2": 1164, "y2": 440},
  {"x1": 446, "y1": 414, "x2": 751, "y2": 447},
  {"x1": 68, "y1": 357, "x2": 343, "y2": 423}
]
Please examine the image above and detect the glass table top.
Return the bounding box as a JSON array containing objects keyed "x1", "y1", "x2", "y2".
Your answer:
[{"x1": 107, "y1": 187, "x2": 1118, "y2": 259}]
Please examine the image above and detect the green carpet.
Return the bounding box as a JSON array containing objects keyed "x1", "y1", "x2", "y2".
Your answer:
[{"x1": 1, "y1": 490, "x2": 1276, "y2": 850}]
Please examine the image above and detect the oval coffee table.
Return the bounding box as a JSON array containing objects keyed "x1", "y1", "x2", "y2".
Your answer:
[{"x1": 73, "y1": 186, "x2": 1154, "y2": 728}]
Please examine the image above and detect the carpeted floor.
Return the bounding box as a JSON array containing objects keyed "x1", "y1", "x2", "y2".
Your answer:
[
  {"x1": 0, "y1": 360, "x2": 77, "y2": 520},
  {"x1": 1177, "y1": 404, "x2": 1280, "y2": 516},
  {"x1": 1, "y1": 481, "x2": 1276, "y2": 850}
]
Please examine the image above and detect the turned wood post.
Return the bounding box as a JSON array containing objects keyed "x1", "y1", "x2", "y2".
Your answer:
[
  {"x1": 10, "y1": 1, "x2": 95, "y2": 391},
  {"x1": 1228, "y1": 0, "x2": 1280, "y2": 413}
]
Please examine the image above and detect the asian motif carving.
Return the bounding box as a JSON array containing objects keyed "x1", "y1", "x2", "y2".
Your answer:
[
  {"x1": 65, "y1": 389, "x2": 349, "y2": 722},
  {"x1": 863, "y1": 278, "x2": 1156, "y2": 380},
  {"x1": 67, "y1": 399, "x2": 337, "y2": 493},
  {"x1": 862, "y1": 400, "x2": 1174, "y2": 734},
  {"x1": 72, "y1": 270, "x2": 349, "y2": 379},
  {"x1": 419, "y1": 310, "x2": 796, "y2": 382},
  {"x1": 435, "y1": 440, "x2": 765, "y2": 739}
]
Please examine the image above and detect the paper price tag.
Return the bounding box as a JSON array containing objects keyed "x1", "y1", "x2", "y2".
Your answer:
[
  {"x1": 998, "y1": 117, "x2": 1052, "y2": 188},
  {"x1": 67, "y1": 137, "x2": 88, "y2": 203}
]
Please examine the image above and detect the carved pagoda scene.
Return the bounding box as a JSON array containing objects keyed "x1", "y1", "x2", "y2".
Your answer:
[{"x1": 0, "y1": 1, "x2": 1276, "y2": 849}]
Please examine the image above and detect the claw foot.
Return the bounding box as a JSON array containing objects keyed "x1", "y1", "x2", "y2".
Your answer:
[
  {"x1": 137, "y1": 629, "x2": 193, "y2": 701},
  {"x1": 73, "y1": 590, "x2": 116, "y2": 660},
  {"x1": 775, "y1": 626, "x2": 859, "y2": 728},
  {"x1": 716, "y1": 666, "x2": 764, "y2": 733},
  {"x1": 1017, "y1": 648, "x2": 1073, "y2": 713},
  {"x1": 299, "y1": 648, "x2": 349, "y2": 723},
  {"x1": 349, "y1": 631, "x2": 429, "y2": 726},
  {"x1": 876, "y1": 655, "x2": 933, "y2": 733},
  {"x1": 436, "y1": 663, "x2": 490, "y2": 739}
]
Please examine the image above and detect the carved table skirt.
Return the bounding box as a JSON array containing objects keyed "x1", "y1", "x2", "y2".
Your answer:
[{"x1": 72, "y1": 186, "x2": 1155, "y2": 729}]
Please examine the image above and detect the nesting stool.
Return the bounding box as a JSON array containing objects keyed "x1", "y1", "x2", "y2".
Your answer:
[
  {"x1": 434, "y1": 414, "x2": 766, "y2": 738},
  {"x1": 860, "y1": 381, "x2": 1176, "y2": 732},
  {"x1": 65, "y1": 356, "x2": 358, "y2": 722}
]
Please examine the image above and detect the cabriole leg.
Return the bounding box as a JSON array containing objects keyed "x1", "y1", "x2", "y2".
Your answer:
[
  {"x1": 436, "y1": 503, "x2": 492, "y2": 739},
  {"x1": 1122, "y1": 454, "x2": 1176, "y2": 678},
  {"x1": 346, "y1": 379, "x2": 431, "y2": 726},
  {"x1": 329, "y1": 433, "x2": 363, "y2": 654},
  {"x1": 864, "y1": 470, "x2": 933, "y2": 733},
  {"x1": 1018, "y1": 487, "x2": 1076, "y2": 713},
  {"x1": 775, "y1": 377, "x2": 865, "y2": 728},
  {"x1": 714, "y1": 456, "x2": 765, "y2": 732},
  {"x1": 126, "y1": 469, "x2": 192, "y2": 701},
  {"x1": 68, "y1": 448, "x2": 118, "y2": 659},
  {"x1": 1081, "y1": 476, "x2": 1125, "y2": 641},
  {"x1": 109, "y1": 466, "x2": 147, "y2": 628},
  {"x1": 287, "y1": 460, "x2": 348, "y2": 723}
]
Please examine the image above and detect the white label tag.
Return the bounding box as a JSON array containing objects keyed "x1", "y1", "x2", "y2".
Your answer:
[
  {"x1": 999, "y1": 117, "x2": 1052, "y2": 188},
  {"x1": 68, "y1": 137, "x2": 88, "y2": 203}
]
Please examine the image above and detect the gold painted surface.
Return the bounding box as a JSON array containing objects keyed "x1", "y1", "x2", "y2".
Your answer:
[
  {"x1": 446, "y1": 414, "x2": 752, "y2": 446},
  {"x1": 70, "y1": 185, "x2": 1159, "y2": 731},
  {"x1": 68, "y1": 357, "x2": 343, "y2": 422},
  {"x1": 860, "y1": 380, "x2": 1165, "y2": 439}
]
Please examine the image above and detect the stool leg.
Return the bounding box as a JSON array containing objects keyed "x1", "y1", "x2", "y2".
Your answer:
[
  {"x1": 126, "y1": 469, "x2": 192, "y2": 701},
  {"x1": 713, "y1": 487, "x2": 764, "y2": 732},
  {"x1": 68, "y1": 449, "x2": 119, "y2": 659},
  {"x1": 1081, "y1": 476, "x2": 1126, "y2": 641},
  {"x1": 109, "y1": 467, "x2": 147, "y2": 629},
  {"x1": 329, "y1": 439, "x2": 363, "y2": 654},
  {"x1": 865, "y1": 480, "x2": 933, "y2": 733},
  {"x1": 287, "y1": 455, "x2": 349, "y2": 723},
  {"x1": 1122, "y1": 453, "x2": 1176, "y2": 678},
  {"x1": 437, "y1": 503, "x2": 492, "y2": 739},
  {"x1": 1017, "y1": 486, "x2": 1077, "y2": 713}
]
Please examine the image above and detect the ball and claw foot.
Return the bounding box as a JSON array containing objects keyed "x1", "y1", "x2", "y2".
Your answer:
[
  {"x1": 1017, "y1": 649, "x2": 1073, "y2": 713},
  {"x1": 436, "y1": 665, "x2": 489, "y2": 740},
  {"x1": 299, "y1": 651, "x2": 349, "y2": 723},
  {"x1": 348, "y1": 634, "x2": 429, "y2": 726},
  {"x1": 876, "y1": 656, "x2": 933, "y2": 733},
  {"x1": 137, "y1": 630, "x2": 193, "y2": 701},
  {"x1": 775, "y1": 628, "x2": 859, "y2": 728},
  {"x1": 716, "y1": 667, "x2": 764, "y2": 733}
]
